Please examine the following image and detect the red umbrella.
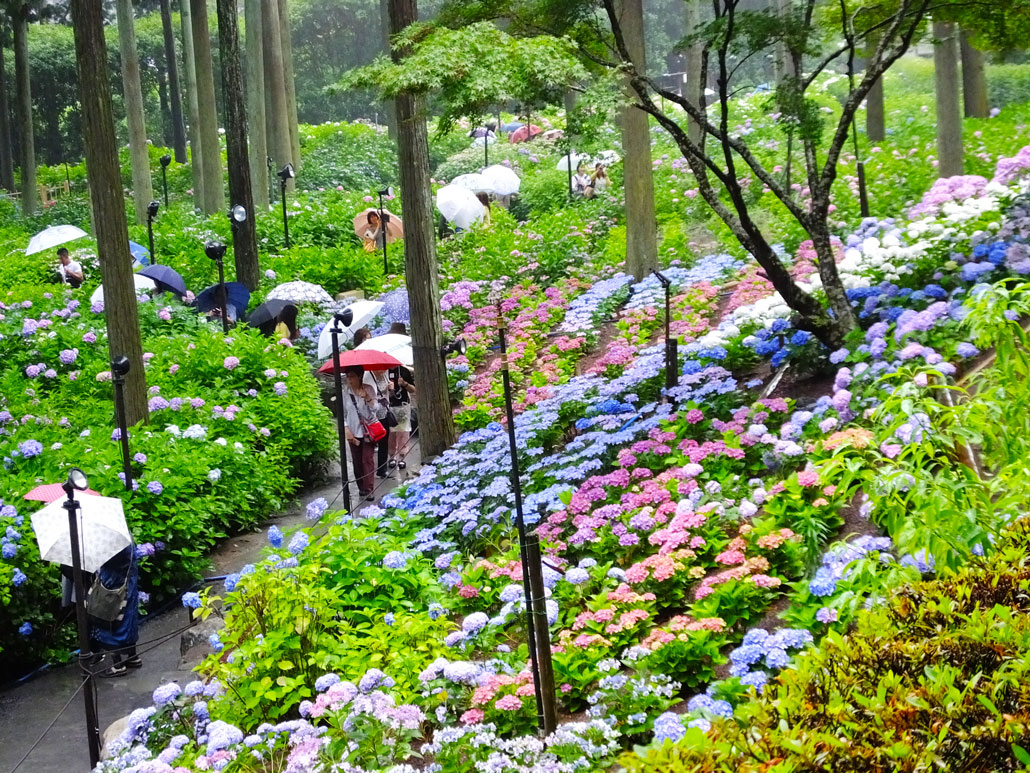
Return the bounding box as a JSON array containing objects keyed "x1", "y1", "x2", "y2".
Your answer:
[
  {"x1": 24, "y1": 483, "x2": 101, "y2": 503},
  {"x1": 318, "y1": 348, "x2": 403, "y2": 374},
  {"x1": 509, "y1": 124, "x2": 542, "y2": 143}
]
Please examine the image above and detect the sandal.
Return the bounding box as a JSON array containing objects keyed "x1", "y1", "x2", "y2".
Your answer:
[
  {"x1": 124, "y1": 655, "x2": 143, "y2": 669},
  {"x1": 98, "y1": 661, "x2": 128, "y2": 678},
  {"x1": 398, "y1": 461, "x2": 407, "y2": 470},
  {"x1": 388, "y1": 459, "x2": 397, "y2": 469}
]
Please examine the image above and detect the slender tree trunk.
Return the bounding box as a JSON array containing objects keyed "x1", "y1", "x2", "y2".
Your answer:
[
  {"x1": 244, "y1": 0, "x2": 268, "y2": 208},
  {"x1": 684, "y1": 0, "x2": 703, "y2": 146},
  {"x1": 0, "y1": 42, "x2": 15, "y2": 191},
  {"x1": 960, "y1": 28, "x2": 989, "y2": 119},
  {"x1": 262, "y1": 0, "x2": 293, "y2": 191},
  {"x1": 276, "y1": 0, "x2": 300, "y2": 168},
  {"x1": 71, "y1": 0, "x2": 149, "y2": 427},
  {"x1": 160, "y1": 0, "x2": 187, "y2": 162},
  {"x1": 157, "y1": 66, "x2": 172, "y2": 147},
  {"x1": 216, "y1": 0, "x2": 259, "y2": 289},
  {"x1": 116, "y1": 0, "x2": 155, "y2": 224},
  {"x1": 378, "y1": 0, "x2": 396, "y2": 139},
  {"x1": 388, "y1": 0, "x2": 455, "y2": 458},
  {"x1": 933, "y1": 20, "x2": 963, "y2": 178},
  {"x1": 44, "y1": 94, "x2": 61, "y2": 164},
  {"x1": 180, "y1": 0, "x2": 204, "y2": 207},
  {"x1": 865, "y1": 72, "x2": 885, "y2": 142},
  {"x1": 12, "y1": 3, "x2": 34, "y2": 215},
  {"x1": 615, "y1": 0, "x2": 657, "y2": 280},
  {"x1": 190, "y1": 0, "x2": 224, "y2": 213}
]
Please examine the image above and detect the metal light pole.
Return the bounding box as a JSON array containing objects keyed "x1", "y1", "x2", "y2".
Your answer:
[
  {"x1": 146, "y1": 200, "x2": 159, "y2": 264},
  {"x1": 205, "y1": 241, "x2": 230, "y2": 335},
  {"x1": 159, "y1": 154, "x2": 171, "y2": 207},
  {"x1": 63, "y1": 469, "x2": 102, "y2": 767},
  {"x1": 567, "y1": 150, "x2": 574, "y2": 199},
  {"x1": 378, "y1": 187, "x2": 392, "y2": 275},
  {"x1": 278, "y1": 163, "x2": 295, "y2": 249},
  {"x1": 653, "y1": 270, "x2": 677, "y2": 392},
  {"x1": 496, "y1": 303, "x2": 557, "y2": 735},
  {"x1": 329, "y1": 309, "x2": 354, "y2": 513},
  {"x1": 111, "y1": 356, "x2": 133, "y2": 490}
]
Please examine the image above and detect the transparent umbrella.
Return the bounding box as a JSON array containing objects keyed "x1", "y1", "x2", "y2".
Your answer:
[
  {"x1": 436, "y1": 185, "x2": 486, "y2": 230},
  {"x1": 316, "y1": 299, "x2": 385, "y2": 359},
  {"x1": 90, "y1": 274, "x2": 157, "y2": 306},
  {"x1": 451, "y1": 173, "x2": 491, "y2": 193},
  {"x1": 26, "y1": 224, "x2": 89, "y2": 255},
  {"x1": 267, "y1": 281, "x2": 334, "y2": 307},
  {"x1": 481, "y1": 165, "x2": 521, "y2": 196},
  {"x1": 357, "y1": 333, "x2": 414, "y2": 368}
]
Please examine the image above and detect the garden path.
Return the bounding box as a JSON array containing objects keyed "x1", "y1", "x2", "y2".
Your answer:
[{"x1": 0, "y1": 446, "x2": 421, "y2": 773}]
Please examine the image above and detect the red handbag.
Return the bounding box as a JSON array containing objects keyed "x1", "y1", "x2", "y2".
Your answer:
[{"x1": 351, "y1": 393, "x2": 387, "y2": 442}]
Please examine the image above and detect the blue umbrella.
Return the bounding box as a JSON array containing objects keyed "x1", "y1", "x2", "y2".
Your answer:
[
  {"x1": 138, "y1": 264, "x2": 187, "y2": 298},
  {"x1": 129, "y1": 241, "x2": 150, "y2": 266},
  {"x1": 500, "y1": 121, "x2": 524, "y2": 133},
  {"x1": 195, "y1": 282, "x2": 250, "y2": 317}
]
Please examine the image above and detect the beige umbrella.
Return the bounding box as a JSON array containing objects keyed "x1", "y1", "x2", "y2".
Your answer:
[
  {"x1": 30, "y1": 492, "x2": 132, "y2": 573},
  {"x1": 353, "y1": 208, "x2": 404, "y2": 244}
]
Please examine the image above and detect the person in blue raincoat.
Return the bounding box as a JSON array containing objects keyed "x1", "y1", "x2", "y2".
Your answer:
[{"x1": 89, "y1": 544, "x2": 141, "y2": 677}]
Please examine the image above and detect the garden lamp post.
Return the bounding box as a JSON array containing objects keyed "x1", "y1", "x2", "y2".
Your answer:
[
  {"x1": 229, "y1": 204, "x2": 247, "y2": 269},
  {"x1": 146, "y1": 200, "x2": 159, "y2": 264},
  {"x1": 278, "y1": 164, "x2": 295, "y2": 248},
  {"x1": 267, "y1": 156, "x2": 275, "y2": 204},
  {"x1": 378, "y1": 186, "x2": 392, "y2": 275},
  {"x1": 496, "y1": 303, "x2": 558, "y2": 735},
  {"x1": 111, "y1": 355, "x2": 133, "y2": 491},
  {"x1": 205, "y1": 241, "x2": 230, "y2": 335},
  {"x1": 63, "y1": 467, "x2": 102, "y2": 767},
  {"x1": 440, "y1": 338, "x2": 467, "y2": 359},
  {"x1": 329, "y1": 308, "x2": 355, "y2": 513},
  {"x1": 159, "y1": 154, "x2": 171, "y2": 207},
  {"x1": 652, "y1": 270, "x2": 678, "y2": 393}
]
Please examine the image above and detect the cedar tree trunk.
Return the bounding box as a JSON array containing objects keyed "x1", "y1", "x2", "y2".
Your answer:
[
  {"x1": 12, "y1": 3, "x2": 34, "y2": 215},
  {"x1": 0, "y1": 42, "x2": 14, "y2": 191},
  {"x1": 933, "y1": 20, "x2": 963, "y2": 178},
  {"x1": 275, "y1": 0, "x2": 300, "y2": 168},
  {"x1": 959, "y1": 28, "x2": 989, "y2": 119},
  {"x1": 71, "y1": 0, "x2": 150, "y2": 427},
  {"x1": 160, "y1": 0, "x2": 187, "y2": 162},
  {"x1": 190, "y1": 0, "x2": 225, "y2": 213},
  {"x1": 261, "y1": 0, "x2": 293, "y2": 192},
  {"x1": 244, "y1": 0, "x2": 268, "y2": 209},
  {"x1": 180, "y1": 0, "x2": 204, "y2": 208},
  {"x1": 116, "y1": 0, "x2": 155, "y2": 225}
]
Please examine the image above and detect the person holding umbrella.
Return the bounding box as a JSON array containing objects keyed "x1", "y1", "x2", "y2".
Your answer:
[
  {"x1": 344, "y1": 365, "x2": 380, "y2": 499},
  {"x1": 57, "y1": 248, "x2": 84, "y2": 288}
]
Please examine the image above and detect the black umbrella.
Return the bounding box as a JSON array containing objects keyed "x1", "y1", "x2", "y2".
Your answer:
[
  {"x1": 138, "y1": 264, "x2": 187, "y2": 297},
  {"x1": 195, "y1": 282, "x2": 250, "y2": 316},
  {"x1": 248, "y1": 299, "x2": 297, "y2": 337}
]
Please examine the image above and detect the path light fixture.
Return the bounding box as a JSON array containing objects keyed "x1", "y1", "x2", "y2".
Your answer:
[
  {"x1": 62, "y1": 467, "x2": 102, "y2": 766},
  {"x1": 146, "y1": 200, "x2": 160, "y2": 264},
  {"x1": 228, "y1": 204, "x2": 247, "y2": 265},
  {"x1": 159, "y1": 154, "x2": 171, "y2": 207},
  {"x1": 111, "y1": 355, "x2": 133, "y2": 491},
  {"x1": 329, "y1": 308, "x2": 355, "y2": 512},
  {"x1": 495, "y1": 302, "x2": 558, "y2": 735},
  {"x1": 440, "y1": 338, "x2": 467, "y2": 359},
  {"x1": 278, "y1": 164, "x2": 295, "y2": 248},
  {"x1": 652, "y1": 269, "x2": 677, "y2": 394},
  {"x1": 205, "y1": 241, "x2": 230, "y2": 335},
  {"x1": 377, "y1": 186, "x2": 393, "y2": 275}
]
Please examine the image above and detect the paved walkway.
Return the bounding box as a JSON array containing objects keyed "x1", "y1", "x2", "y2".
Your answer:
[{"x1": 0, "y1": 445, "x2": 420, "y2": 773}]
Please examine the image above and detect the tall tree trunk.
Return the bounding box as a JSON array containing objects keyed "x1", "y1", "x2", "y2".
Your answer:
[
  {"x1": 190, "y1": 0, "x2": 224, "y2": 213},
  {"x1": 276, "y1": 0, "x2": 300, "y2": 168},
  {"x1": 216, "y1": 0, "x2": 259, "y2": 289},
  {"x1": 0, "y1": 42, "x2": 15, "y2": 191},
  {"x1": 378, "y1": 0, "x2": 396, "y2": 139},
  {"x1": 388, "y1": 0, "x2": 455, "y2": 458},
  {"x1": 157, "y1": 66, "x2": 172, "y2": 147},
  {"x1": 116, "y1": 0, "x2": 155, "y2": 224},
  {"x1": 615, "y1": 0, "x2": 657, "y2": 280},
  {"x1": 960, "y1": 28, "x2": 989, "y2": 119},
  {"x1": 160, "y1": 0, "x2": 187, "y2": 162},
  {"x1": 933, "y1": 20, "x2": 963, "y2": 178},
  {"x1": 180, "y1": 0, "x2": 204, "y2": 207},
  {"x1": 71, "y1": 0, "x2": 149, "y2": 427},
  {"x1": 44, "y1": 94, "x2": 61, "y2": 164},
  {"x1": 683, "y1": 0, "x2": 703, "y2": 146},
  {"x1": 262, "y1": 0, "x2": 293, "y2": 192},
  {"x1": 12, "y1": 3, "x2": 34, "y2": 215},
  {"x1": 865, "y1": 72, "x2": 885, "y2": 142},
  {"x1": 244, "y1": 0, "x2": 268, "y2": 208}
]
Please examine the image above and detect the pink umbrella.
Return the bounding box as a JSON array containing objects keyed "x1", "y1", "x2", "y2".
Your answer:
[
  {"x1": 509, "y1": 124, "x2": 543, "y2": 144},
  {"x1": 24, "y1": 483, "x2": 101, "y2": 503}
]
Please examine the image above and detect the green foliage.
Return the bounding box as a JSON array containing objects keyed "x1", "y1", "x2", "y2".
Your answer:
[{"x1": 622, "y1": 524, "x2": 1030, "y2": 772}]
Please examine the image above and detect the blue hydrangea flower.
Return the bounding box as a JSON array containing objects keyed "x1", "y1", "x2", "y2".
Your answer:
[
  {"x1": 181, "y1": 592, "x2": 202, "y2": 609},
  {"x1": 287, "y1": 532, "x2": 309, "y2": 556},
  {"x1": 267, "y1": 525, "x2": 283, "y2": 548}
]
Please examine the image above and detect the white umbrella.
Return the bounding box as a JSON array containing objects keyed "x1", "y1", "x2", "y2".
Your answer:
[
  {"x1": 26, "y1": 224, "x2": 89, "y2": 256},
  {"x1": 451, "y1": 173, "x2": 491, "y2": 193},
  {"x1": 594, "y1": 150, "x2": 621, "y2": 166},
  {"x1": 90, "y1": 274, "x2": 157, "y2": 306},
  {"x1": 316, "y1": 299, "x2": 385, "y2": 359},
  {"x1": 30, "y1": 493, "x2": 132, "y2": 573},
  {"x1": 267, "y1": 281, "x2": 334, "y2": 307},
  {"x1": 556, "y1": 152, "x2": 592, "y2": 172},
  {"x1": 358, "y1": 333, "x2": 414, "y2": 368},
  {"x1": 436, "y1": 185, "x2": 486, "y2": 229},
  {"x1": 481, "y1": 164, "x2": 521, "y2": 196}
]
